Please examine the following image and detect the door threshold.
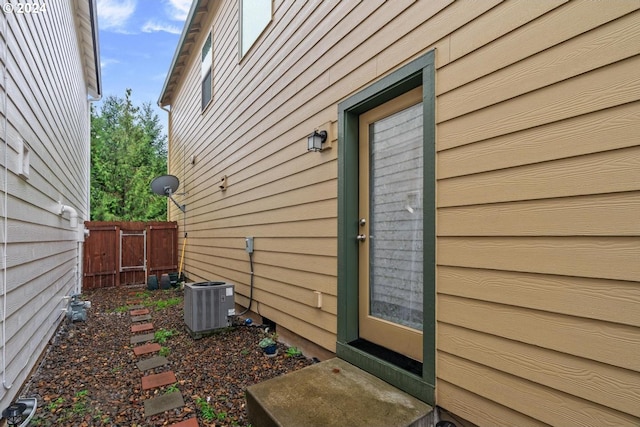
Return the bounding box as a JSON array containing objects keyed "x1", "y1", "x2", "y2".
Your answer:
[{"x1": 349, "y1": 338, "x2": 422, "y2": 376}]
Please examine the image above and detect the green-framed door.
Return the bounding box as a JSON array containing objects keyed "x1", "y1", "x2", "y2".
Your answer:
[{"x1": 337, "y1": 51, "x2": 436, "y2": 404}]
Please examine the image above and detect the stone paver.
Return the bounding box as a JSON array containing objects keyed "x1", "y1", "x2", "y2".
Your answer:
[
  {"x1": 130, "y1": 333, "x2": 155, "y2": 344},
  {"x1": 144, "y1": 391, "x2": 185, "y2": 417},
  {"x1": 142, "y1": 371, "x2": 177, "y2": 390},
  {"x1": 133, "y1": 342, "x2": 162, "y2": 356},
  {"x1": 125, "y1": 289, "x2": 189, "y2": 421},
  {"x1": 131, "y1": 322, "x2": 154, "y2": 333},
  {"x1": 136, "y1": 356, "x2": 169, "y2": 371},
  {"x1": 131, "y1": 314, "x2": 152, "y2": 322},
  {"x1": 168, "y1": 418, "x2": 199, "y2": 427}
]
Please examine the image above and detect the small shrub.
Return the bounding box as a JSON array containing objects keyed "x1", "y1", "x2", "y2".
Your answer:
[
  {"x1": 285, "y1": 346, "x2": 302, "y2": 357},
  {"x1": 195, "y1": 397, "x2": 216, "y2": 422},
  {"x1": 154, "y1": 328, "x2": 177, "y2": 344}
]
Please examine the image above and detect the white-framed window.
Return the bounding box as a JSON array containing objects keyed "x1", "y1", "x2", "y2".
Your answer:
[
  {"x1": 201, "y1": 32, "x2": 213, "y2": 111},
  {"x1": 239, "y1": 0, "x2": 272, "y2": 58}
]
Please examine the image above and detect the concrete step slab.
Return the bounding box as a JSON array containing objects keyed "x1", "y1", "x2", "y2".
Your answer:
[
  {"x1": 130, "y1": 308, "x2": 150, "y2": 316},
  {"x1": 246, "y1": 358, "x2": 432, "y2": 427},
  {"x1": 144, "y1": 391, "x2": 184, "y2": 417},
  {"x1": 131, "y1": 314, "x2": 152, "y2": 322},
  {"x1": 133, "y1": 343, "x2": 162, "y2": 356},
  {"x1": 142, "y1": 371, "x2": 177, "y2": 390},
  {"x1": 137, "y1": 356, "x2": 169, "y2": 371},
  {"x1": 169, "y1": 418, "x2": 199, "y2": 427},
  {"x1": 130, "y1": 333, "x2": 155, "y2": 344},
  {"x1": 131, "y1": 323, "x2": 154, "y2": 333},
  {"x1": 129, "y1": 304, "x2": 145, "y2": 310}
]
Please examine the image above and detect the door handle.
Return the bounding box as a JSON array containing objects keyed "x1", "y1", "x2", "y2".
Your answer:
[{"x1": 356, "y1": 234, "x2": 367, "y2": 242}]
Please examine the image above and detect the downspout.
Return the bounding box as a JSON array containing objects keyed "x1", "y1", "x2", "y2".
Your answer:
[
  {"x1": 158, "y1": 102, "x2": 185, "y2": 277},
  {"x1": 59, "y1": 204, "x2": 82, "y2": 295},
  {"x1": 2, "y1": 10, "x2": 11, "y2": 391}
]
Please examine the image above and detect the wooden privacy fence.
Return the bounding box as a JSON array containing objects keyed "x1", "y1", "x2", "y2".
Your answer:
[{"x1": 83, "y1": 221, "x2": 178, "y2": 289}]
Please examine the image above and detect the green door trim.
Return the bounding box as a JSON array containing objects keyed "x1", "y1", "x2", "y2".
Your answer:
[{"x1": 337, "y1": 50, "x2": 436, "y2": 404}]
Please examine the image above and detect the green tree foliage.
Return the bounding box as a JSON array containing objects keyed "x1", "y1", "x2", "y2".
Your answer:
[{"x1": 90, "y1": 89, "x2": 168, "y2": 221}]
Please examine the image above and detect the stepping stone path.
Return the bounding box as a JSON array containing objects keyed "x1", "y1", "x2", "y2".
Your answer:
[{"x1": 127, "y1": 291, "x2": 198, "y2": 426}]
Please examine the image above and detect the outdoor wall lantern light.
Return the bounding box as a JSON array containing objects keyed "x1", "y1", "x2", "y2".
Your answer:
[{"x1": 307, "y1": 130, "x2": 328, "y2": 152}]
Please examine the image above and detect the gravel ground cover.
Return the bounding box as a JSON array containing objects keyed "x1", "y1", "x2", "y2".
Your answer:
[{"x1": 18, "y1": 285, "x2": 313, "y2": 426}]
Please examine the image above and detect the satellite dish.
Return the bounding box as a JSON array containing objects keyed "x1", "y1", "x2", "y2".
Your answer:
[
  {"x1": 151, "y1": 174, "x2": 180, "y2": 196},
  {"x1": 150, "y1": 174, "x2": 185, "y2": 213}
]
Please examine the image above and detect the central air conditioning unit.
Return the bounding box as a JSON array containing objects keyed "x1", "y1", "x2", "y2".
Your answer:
[{"x1": 184, "y1": 281, "x2": 235, "y2": 338}]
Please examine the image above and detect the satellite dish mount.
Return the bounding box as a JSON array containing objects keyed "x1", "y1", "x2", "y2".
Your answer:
[{"x1": 150, "y1": 175, "x2": 186, "y2": 213}]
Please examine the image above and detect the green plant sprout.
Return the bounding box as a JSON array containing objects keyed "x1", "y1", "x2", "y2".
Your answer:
[
  {"x1": 154, "y1": 328, "x2": 177, "y2": 344},
  {"x1": 195, "y1": 397, "x2": 216, "y2": 422},
  {"x1": 46, "y1": 397, "x2": 65, "y2": 411},
  {"x1": 285, "y1": 346, "x2": 302, "y2": 357}
]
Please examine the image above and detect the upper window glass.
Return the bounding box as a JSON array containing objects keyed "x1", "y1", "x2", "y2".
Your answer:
[
  {"x1": 240, "y1": 0, "x2": 271, "y2": 57},
  {"x1": 201, "y1": 32, "x2": 212, "y2": 110}
]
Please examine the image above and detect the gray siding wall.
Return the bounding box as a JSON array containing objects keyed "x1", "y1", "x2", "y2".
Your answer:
[{"x1": 0, "y1": 1, "x2": 91, "y2": 410}]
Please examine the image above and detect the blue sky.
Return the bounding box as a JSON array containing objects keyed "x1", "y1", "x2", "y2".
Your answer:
[{"x1": 96, "y1": 0, "x2": 191, "y2": 132}]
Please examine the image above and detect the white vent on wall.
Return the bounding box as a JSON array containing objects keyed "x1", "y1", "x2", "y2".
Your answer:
[
  {"x1": 17, "y1": 139, "x2": 30, "y2": 179},
  {"x1": 184, "y1": 282, "x2": 235, "y2": 337}
]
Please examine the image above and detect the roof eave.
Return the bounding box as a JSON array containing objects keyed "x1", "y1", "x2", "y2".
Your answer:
[
  {"x1": 88, "y1": 0, "x2": 102, "y2": 99},
  {"x1": 158, "y1": 0, "x2": 208, "y2": 107}
]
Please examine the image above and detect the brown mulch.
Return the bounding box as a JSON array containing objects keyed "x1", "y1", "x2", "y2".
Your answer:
[{"x1": 18, "y1": 285, "x2": 313, "y2": 426}]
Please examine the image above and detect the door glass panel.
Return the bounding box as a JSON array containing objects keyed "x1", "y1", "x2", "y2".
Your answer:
[{"x1": 369, "y1": 102, "x2": 423, "y2": 331}]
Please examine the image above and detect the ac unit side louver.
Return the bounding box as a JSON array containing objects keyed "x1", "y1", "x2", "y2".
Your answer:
[{"x1": 184, "y1": 282, "x2": 235, "y2": 338}]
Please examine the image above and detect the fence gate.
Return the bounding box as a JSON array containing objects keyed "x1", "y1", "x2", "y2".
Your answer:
[
  {"x1": 120, "y1": 229, "x2": 147, "y2": 285},
  {"x1": 83, "y1": 221, "x2": 178, "y2": 289}
]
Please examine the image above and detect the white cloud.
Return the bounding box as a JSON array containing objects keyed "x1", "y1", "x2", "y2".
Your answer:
[
  {"x1": 97, "y1": 0, "x2": 137, "y2": 32},
  {"x1": 100, "y1": 57, "x2": 120, "y2": 68},
  {"x1": 141, "y1": 20, "x2": 182, "y2": 35},
  {"x1": 165, "y1": 0, "x2": 192, "y2": 21}
]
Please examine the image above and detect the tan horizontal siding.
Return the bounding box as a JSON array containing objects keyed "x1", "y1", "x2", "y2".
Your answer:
[
  {"x1": 437, "y1": 380, "x2": 547, "y2": 427},
  {"x1": 438, "y1": 54, "x2": 640, "y2": 150},
  {"x1": 438, "y1": 236, "x2": 639, "y2": 282},
  {"x1": 438, "y1": 193, "x2": 640, "y2": 237},
  {"x1": 439, "y1": 294, "x2": 638, "y2": 372},
  {"x1": 439, "y1": 146, "x2": 640, "y2": 207},
  {"x1": 439, "y1": 10, "x2": 640, "y2": 122},
  {"x1": 438, "y1": 352, "x2": 638, "y2": 427},
  {"x1": 434, "y1": 3, "x2": 640, "y2": 421},
  {"x1": 438, "y1": 0, "x2": 640, "y2": 94},
  {"x1": 438, "y1": 266, "x2": 640, "y2": 327},
  {"x1": 439, "y1": 323, "x2": 640, "y2": 418},
  {"x1": 166, "y1": 0, "x2": 640, "y2": 424},
  {"x1": 187, "y1": 218, "x2": 336, "y2": 238},
  {"x1": 438, "y1": 101, "x2": 640, "y2": 179}
]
